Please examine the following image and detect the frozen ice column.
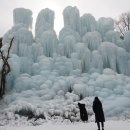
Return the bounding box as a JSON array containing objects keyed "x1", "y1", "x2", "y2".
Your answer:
[
  {"x1": 35, "y1": 8, "x2": 54, "y2": 40},
  {"x1": 13, "y1": 8, "x2": 33, "y2": 29},
  {"x1": 80, "y1": 14, "x2": 97, "y2": 36},
  {"x1": 63, "y1": 6, "x2": 80, "y2": 33}
]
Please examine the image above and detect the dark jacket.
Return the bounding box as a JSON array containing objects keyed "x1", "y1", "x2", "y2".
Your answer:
[
  {"x1": 78, "y1": 103, "x2": 88, "y2": 121},
  {"x1": 93, "y1": 97, "x2": 105, "y2": 122}
]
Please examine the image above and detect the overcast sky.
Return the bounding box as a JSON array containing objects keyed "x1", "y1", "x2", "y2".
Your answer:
[{"x1": 0, "y1": 0, "x2": 130, "y2": 36}]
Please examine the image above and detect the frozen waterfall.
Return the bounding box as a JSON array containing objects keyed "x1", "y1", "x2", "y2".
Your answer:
[{"x1": 1, "y1": 6, "x2": 130, "y2": 120}]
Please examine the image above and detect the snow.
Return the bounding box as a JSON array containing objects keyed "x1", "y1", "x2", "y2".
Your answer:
[{"x1": 1, "y1": 121, "x2": 130, "y2": 130}]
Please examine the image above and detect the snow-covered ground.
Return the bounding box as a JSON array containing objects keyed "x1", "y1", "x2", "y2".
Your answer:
[{"x1": 1, "y1": 121, "x2": 130, "y2": 130}]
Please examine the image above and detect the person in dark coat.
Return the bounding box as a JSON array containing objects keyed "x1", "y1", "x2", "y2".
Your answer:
[
  {"x1": 78, "y1": 103, "x2": 88, "y2": 121},
  {"x1": 93, "y1": 97, "x2": 105, "y2": 130}
]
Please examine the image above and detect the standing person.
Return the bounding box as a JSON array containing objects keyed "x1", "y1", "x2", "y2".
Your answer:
[{"x1": 93, "y1": 97, "x2": 105, "y2": 130}]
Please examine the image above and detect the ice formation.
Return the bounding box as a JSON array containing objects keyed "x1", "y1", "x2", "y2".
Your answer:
[
  {"x1": 91, "y1": 51, "x2": 103, "y2": 73},
  {"x1": 63, "y1": 6, "x2": 80, "y2": 32},
  {"x1": 35, "y1": 8, "x2": 54, "y2": 41},
  {"x1": 105, "y1": 30, "x2": 120, "y2": 44},
  {"x1": 1, "y1": 6, "x2": 130, "y2": 125},
  {"x1": 59, "y1": 27, "x2": 81, "y2": 43},
  {"x1": 60, "y1": 35, "x2": 76, "y2": 58},
  {"x1": 75, "y1": 43, "x2": 91, "y2": 73},
  {"x1": 124, "y1": 31, "x2": 130, "y2": 52},
  {"x1": 40, "y1": 30, "x2": 58, "y2": 57},
  {"x1": 97, "y1": 17, "x2": 114, "y2": 39},
  {"x1": 13, "y1": 8, "x2": 32, "y2": 29},
  {"x1": 99, "y1": 42, "x2": 117, "y2": 71},
  {"x1": 80, "y1": 14, "x2": 97, "y2": 36},
  {"x1": 82, "y1": 31, "x2": 102, "y2": 51}
]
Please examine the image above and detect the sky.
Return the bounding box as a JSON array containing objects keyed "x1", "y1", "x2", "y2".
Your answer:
[{"x1": 0, "y1": 0, "x2": 130, "y2": 36}]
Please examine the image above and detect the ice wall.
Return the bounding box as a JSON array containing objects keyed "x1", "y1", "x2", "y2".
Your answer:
[
  {"x1": 3, "y1": 6, "x2": 130, "y2": 77},
  {"x1": 35, "y1": 8, "x2": 54, "y2": 41},
  {"x1": 13, "y1": 28, "x2": 33, "y2": 57},
  {"x1": 99, "y1": 42, "x2": 117, "y2": 71},
  {"x1": 82, "y1": 31, "x2": 102, "y2": 51},
  {"x1": 60, "y1": 35, "x2": 76, "y2": 58},
  {"x1": 59, "y1": 27, "x2": 81, "y2": 43},
  {"x1": 105, "y1": 31, "x2": 120, "y2": 44},
  {"x1": 97, "y1": 17, "x2": 114, "y2": 39},
  {"x1": 63, "y1": 6, "x2": 80, "y2": 33},
  {"x1": 75, "y1": 43, "x2": 91, "y2": 73},
  {"x1": 2, "y1": 6, "x2": 130, "y2": 120},
  {"x1": 40, "y1": 30, "x2": 58, "y2": 57},
  {"x1": 80, "y1": 14, "x2": 97, "y2": 36},
  {"x1": 91, "y1": 51, "x2": 103, "y2": 73},
  {"x1": 116, "y1": 47, "x2": 128, "y2": 74},
  {"x1": 124, "y1": 31, "x2": 130, "y2": 52},
  {"x1": 13, "y1": 8, "x2": 32, "y2": 29}
]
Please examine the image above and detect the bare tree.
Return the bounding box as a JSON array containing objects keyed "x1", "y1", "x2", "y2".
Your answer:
[
  {"x1": 0, "y1": 37, "x2": 14, "y2": 98},
  {"x1": 115, "y1": 12, "x2": 130, "y2": 39}
]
